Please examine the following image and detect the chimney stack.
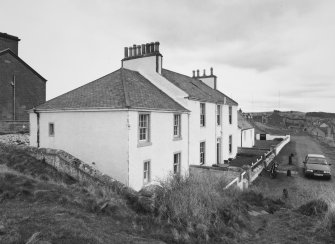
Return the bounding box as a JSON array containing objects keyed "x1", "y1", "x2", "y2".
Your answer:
[
  {"x1": 0, "y1": 32, "x2": 20, "y2": 55},
  {"x1": 122, "y1": 41, "x2": 163, "y2": 74},
  {"x1": 193, "y1": 67, "x2": 217, "y2": 90}
]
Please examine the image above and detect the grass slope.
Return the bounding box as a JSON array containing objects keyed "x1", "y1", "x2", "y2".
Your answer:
[{"x1": 0, "y1": 143, "x2": 333, "y2": 243}]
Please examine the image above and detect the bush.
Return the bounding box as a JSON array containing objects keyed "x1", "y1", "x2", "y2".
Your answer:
[
  {"x1": 324, "y1": 207, "x2": 335, "y2": 235},
  {"x1": 154, "y1": 174, "x2": 249, "y2": 242},
  {"x1": 297, "y1": 199, "x2": 328, "y2": 216}
]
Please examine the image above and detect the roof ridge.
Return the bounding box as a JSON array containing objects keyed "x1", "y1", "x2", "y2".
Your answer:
[{"x1": 120, "y1": 68, "x2": 130, "y2": 108}]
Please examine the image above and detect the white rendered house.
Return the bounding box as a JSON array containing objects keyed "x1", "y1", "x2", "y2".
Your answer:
[
  {"x1": 30, "y1": 42, "x2": 239, "y2": 190},
  {"x1": 237, "y1": 112, "x2": 255, "y2": 148}
]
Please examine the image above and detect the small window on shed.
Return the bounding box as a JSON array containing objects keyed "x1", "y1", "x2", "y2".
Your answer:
[{"x1": 49, "y1": 123, "x2": 55, "y2": 136}]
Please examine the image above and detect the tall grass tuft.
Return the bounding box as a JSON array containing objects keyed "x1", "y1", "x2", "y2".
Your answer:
[{"x1": 154, "y1": 174, "x2": 249, "y2": 242}]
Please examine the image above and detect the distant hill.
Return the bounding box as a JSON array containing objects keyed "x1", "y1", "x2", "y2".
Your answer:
[{"x1": 306, "y1": 112, "x2": 335, "y2": 118}]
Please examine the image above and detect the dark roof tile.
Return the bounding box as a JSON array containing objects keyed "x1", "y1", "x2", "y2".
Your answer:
[
  {"x1": 161, "y1": 69, "x2": 238, "y2": 105},
  {"x1": 36, "y1": 68, "x2": 187, "y2": 112}
]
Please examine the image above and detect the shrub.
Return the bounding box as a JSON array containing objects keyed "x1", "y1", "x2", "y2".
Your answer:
[
  {"x1": 154, "y1": 174, "x2": 249, "y2": 242},
  {"x1": 324, "y1": 207, "x2": 335, "y2": 235},
  {"x1": 297, "y1": 199, "x2": 328, "y2": 216}
]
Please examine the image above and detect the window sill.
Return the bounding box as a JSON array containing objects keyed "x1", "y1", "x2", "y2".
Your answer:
[
  {"x1": 173, "y1": 137, "x2": 183, "y2": 141},
  {"x1": 137, "y1": 141, "x2": 152, "y2": 148}
]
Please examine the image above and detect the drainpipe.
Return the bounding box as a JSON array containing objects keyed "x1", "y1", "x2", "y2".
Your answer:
[
  {"x1": 215, "y1": 104, "x2": 217, "y2": 164},
  {"x1": 187, "y1": 113, "x2": 190, "y2": 173},
  {"x1": 11, "y1": 75, "x2": 16, "y2": 121},
  {"x1": 33, "y1": 109, "x2": 40, "y2": 148}
]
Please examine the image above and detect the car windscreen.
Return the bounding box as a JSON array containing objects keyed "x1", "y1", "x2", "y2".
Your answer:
[{"x1": 307, "y1": 158, "x2": 327, "y2": 165}]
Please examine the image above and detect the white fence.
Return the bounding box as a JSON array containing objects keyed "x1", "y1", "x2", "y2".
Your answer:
[{"x1": 225, "y1": 135, "x2": 290, "y2": 190}]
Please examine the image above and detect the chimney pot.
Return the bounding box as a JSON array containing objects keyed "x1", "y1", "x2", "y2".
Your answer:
[
  {"x1": 137, "y1": 45, "x2": 141, "y2": 56},
  {"x1": 150, "y1": 42, "x2": 155, "y2": 52},
  {"x1": 210, "y1": 67, "x2": 213, "y2": 75},
  {"x1": 129, "y1": 47, "x2": 133, "y2": 57},
  {"x1": 196, "y1": 69, "x2": 199, "y2": 77},
  {"x1": 192, "y1": 70, "x2": 195, "y2": 77},
  {"x1": 141, "y1": 44, "x2": 146, "y2": 54},
  {"x1": 146, "y1": 43, "x2": 150, "y2": 53},
  {"x1": 154, "y1": 42, "x2": 160, "y2": 52},
  {"x1": 133, "y1": 45, "x2": 137, "y2": 56},
  {"x1": 203, "y1": 69, "x2": 206, "y2": 76},
  {"x1": 124, "y1": 47, "x2": 128, "y2": 58}
]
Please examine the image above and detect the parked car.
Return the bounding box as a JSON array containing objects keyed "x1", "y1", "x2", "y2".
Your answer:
[{"x1": 303, "y1": 154, "x2": 331, "y2": 179}]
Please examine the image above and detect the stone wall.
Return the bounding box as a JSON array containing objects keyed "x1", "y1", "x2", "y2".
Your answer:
[{"x1": 0, "y1": 121, "x2": 28, "y2": 133}]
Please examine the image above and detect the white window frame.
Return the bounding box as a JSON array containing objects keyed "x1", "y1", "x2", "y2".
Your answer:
[
  {"x1": 143, "y1": 160, "x2": 151, "y2": 184},
  {"x1": 173, "y1": 152, "x2": 181, "y2": 175},
  {"x1": 49, "y1": 123, "x2": 55, "y2": 137},
  {"x1": 216, "y1": 104, "x2": 221, "y2": 126},
  {"x1": 200, "y1": 103, "x2": 206, "y2": 127},
  {"x1": 200, "y1": 141, "x2": 206, "y2": 165},
  {"x1": 173, "y1": 114, "x2": 181, "y2": 138},
  {"x1": 229, "y1": 106, "x2": 232, "y2": 124},
  {"x1": 229, "y1": 135, "x2": 233, "y2": 154},
  {"x1": 138, "y1": 113, "x2": 150, "y2": 142}
]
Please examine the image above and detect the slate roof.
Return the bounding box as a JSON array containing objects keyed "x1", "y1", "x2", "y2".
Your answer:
[
  {"x1": 238, "y1": 113, "x2": 254, "y2": 130},
  {"x1": 0, "y1": 49, "x2": 47, "y2": 82},
  {"x1": 161, "y1": 69, "x2": 238, "y2": 105},
  {"x1": 35, "y1": 68, "x2": 188, "y2": 112}
]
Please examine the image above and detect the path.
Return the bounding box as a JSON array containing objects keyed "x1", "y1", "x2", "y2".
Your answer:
[{"x1": 242, "y1": 135, "x2": 335, "y2": 243}]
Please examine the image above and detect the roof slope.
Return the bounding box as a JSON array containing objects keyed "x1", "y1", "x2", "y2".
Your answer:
[
  {"x1": 161, "y1": 69, "x2": 238, "y2": 105},
  {"x1": 238, "y1": 113, "x2": 254, "y2": 130},
  {"x1": 36, "y1": 68, "x2": 187, "y2": 112},
  {"x1": 0, "y1": 49, "x2": 46, "y2": 82}
]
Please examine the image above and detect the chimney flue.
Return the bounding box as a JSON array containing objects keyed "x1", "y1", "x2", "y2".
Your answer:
[
  {"x1": 142, "y1": 44, "x2": 146, "y2": 54},
  {"x1": 124, "y1": 47, "x2": 128, "y2": 58},
  {"x1": 137, "y1": 45, "x2": 141, "y2": 56},
  {"x1": 154, "y1": 42, "x2": 160, "y2": 52},
  {"x1": 146, "y1": 43, "x2": 150, "y2": 53},
  {"x1": 196, "y1": 69, "x2": 199, "y2": 77},
  {"x1": 133, "y1": 45, "x2": 137, "y2": 56}
]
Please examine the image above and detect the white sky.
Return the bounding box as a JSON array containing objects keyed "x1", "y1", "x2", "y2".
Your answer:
[{"x1": 1, "y1": 0, "x2": 335, "y2": 113}]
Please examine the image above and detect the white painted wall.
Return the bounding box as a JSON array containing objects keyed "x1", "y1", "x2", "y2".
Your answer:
[
  {"x1": 29, "y1": 111, "x2": 130, "y2": 185},
  {"x1": 238, "y1": 128, "x2": 255, "y2": 148},
  {"x1": 123, "y1": 55, "x2": 239, "y2": 165},
  {"x1": 199, "y1": 77, "x2": 216, "y2": 89},
  {"x1": 128, "y1": 111, "x2": 189, "y2": 190},
  {"x1": 29, "y1": 113, "x2": 38, "y2": 147},
  {"x1": 187, "y1": 101, "x2": 238, "y2": 166},
  {"x1": 221, "y1": 105, "x2": 239, "y2": 161}
]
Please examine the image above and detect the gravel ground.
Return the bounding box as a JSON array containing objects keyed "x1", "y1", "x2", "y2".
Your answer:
[{"x1": 0, "y1": 134, "x2": 29, "y2": 146}]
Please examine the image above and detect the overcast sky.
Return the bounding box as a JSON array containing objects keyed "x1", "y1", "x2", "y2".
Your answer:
[{"x1": 1, "y1": 0, "x2": 334, "y2": 113}]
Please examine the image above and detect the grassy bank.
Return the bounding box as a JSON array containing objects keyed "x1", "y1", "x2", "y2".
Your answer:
[{"x1": 0, "y1": 143, "x2": 333, "y2": 243}]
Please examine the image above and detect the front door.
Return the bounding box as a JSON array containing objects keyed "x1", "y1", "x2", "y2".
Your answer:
[{"x1": 217, "y1": 138, "x2": 221, "y2": 164}]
